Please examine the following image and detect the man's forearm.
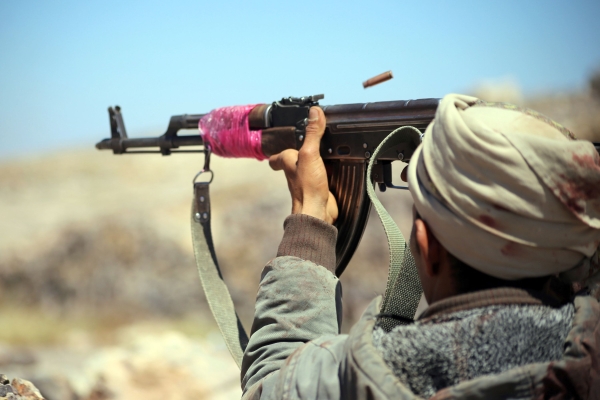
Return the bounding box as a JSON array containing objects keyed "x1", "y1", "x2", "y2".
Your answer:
[
  {"x1": 276, "y1": 214, "x2": 338, "y2": 273},
  {"x1": 241, "y1": 214, "x2": 342, "y2": 392}
]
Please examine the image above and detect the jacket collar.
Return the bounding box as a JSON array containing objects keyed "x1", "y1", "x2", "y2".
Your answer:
[{"x1": 419, "y1": 287, "x2": 561, "y2": 321}]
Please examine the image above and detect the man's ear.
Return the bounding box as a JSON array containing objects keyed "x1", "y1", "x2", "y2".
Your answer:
[{"x1": 414, "y1": 218, "x2": 442, "y2": 277}]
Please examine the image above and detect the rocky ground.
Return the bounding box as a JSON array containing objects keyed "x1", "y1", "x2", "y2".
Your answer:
[
  {"x1": 1, "y1": 327, "x2": 241, "y2": 399},
  {"x1": 0, "y1": 375, "x2": 45, "y2": 399},
  {"x1": 0, "y1": 86, "x2": 598, "y2": 399}
]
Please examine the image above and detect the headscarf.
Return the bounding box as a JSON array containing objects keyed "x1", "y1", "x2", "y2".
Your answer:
[{"x1": 408, "y1": 94, "x2": 600, "y2": 286}]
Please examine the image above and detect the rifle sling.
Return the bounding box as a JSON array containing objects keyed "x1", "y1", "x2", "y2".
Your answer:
[
  {"x1": 191, "y1": 182, "x2": 249, "y2": 369},
  {"x1": 366, "y1": 126, "x2": 424, "y2": 332}
]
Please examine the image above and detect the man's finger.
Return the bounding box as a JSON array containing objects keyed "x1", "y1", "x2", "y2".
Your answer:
[
  {"x1": 269, "y1": 149, "x2": 299, "y2": 172},
  {"x1": 300, "y1": 107, "x2": 326, "y2": 161},
  {"x1": 400, "y1": 165, "x2": 408, "y2": 182},
  {"x1": 268, "y1": 153, "x2": 282, "y2": 171}
]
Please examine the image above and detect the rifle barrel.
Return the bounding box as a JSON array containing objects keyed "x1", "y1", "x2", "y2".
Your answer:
[{"x1": 96, "y1": 134, "x2": 203, "y2": 154}]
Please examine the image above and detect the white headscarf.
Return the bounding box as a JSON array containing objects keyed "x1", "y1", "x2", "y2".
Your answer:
[{"x1": 408, "y1": 94, "x2": 600, "y2": 285}]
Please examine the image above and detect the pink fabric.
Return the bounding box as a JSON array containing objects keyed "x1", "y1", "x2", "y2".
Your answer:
[{"x1": 198, "y1": 104, "x2": 266, "y2": 160}]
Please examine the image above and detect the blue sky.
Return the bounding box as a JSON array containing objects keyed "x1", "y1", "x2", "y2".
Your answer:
[{"x1": 1, "y1": 0, "x2": 599, "y2": 158}]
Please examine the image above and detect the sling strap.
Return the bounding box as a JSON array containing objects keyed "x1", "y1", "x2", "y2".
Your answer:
[
  {"x1": 191, "y1": 181, "x2": 249, "y2": 368},
  {"x1": 366, "y1": 126, "x2": 424, "y2": 331}
]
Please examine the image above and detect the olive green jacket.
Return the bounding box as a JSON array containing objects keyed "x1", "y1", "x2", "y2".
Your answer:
[{"x1": 241, "y1": 215, "x2": 600, "y2": 399}]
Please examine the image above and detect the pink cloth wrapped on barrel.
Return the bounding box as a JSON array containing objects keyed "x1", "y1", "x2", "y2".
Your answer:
[{"x1": 198, "y1": 104, "x2": 267, "y2": 160}]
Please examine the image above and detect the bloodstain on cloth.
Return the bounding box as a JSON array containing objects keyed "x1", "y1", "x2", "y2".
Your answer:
[
  {"x1": 479, "y1": 214, "x2": 498, "y2": 229},
  {"x1": 554, "y1": 152, "x2": 600, "y2": 218},
  {"x1": 501, "y1": 242, "x2": 523, "y2": 257}
]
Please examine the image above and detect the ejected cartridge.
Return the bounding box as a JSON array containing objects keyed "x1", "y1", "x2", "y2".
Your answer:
[{"x1": 362, "y1": 71, "x2": 393, "y2": 89}]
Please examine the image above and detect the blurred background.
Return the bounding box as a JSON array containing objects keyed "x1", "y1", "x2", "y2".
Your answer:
[{"x1": 1, "y1": 1, "x2": 599, "y2": 398}]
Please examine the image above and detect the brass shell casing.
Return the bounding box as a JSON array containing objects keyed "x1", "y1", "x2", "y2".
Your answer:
[{"x1": 362, "y1": 71, "x2": 393, "y2": 89}]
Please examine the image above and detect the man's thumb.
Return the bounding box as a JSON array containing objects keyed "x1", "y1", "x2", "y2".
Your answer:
[{"x1": 302, "y1": 107, "x2": 326, "y2": 153}]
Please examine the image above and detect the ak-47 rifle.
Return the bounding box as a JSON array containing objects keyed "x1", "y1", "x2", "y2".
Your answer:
[{"x1": 96, "y1": 95, "x2": 438, "y2": 276}]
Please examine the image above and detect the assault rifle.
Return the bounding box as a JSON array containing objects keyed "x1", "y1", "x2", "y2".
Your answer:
[{"x1": 96, "y1": 95, "x2": 437, "y2": 276}]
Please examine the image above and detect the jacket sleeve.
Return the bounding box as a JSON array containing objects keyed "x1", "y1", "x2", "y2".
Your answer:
[{"x1": 241, "y1": 214, "x2": 345, "y2": 398}]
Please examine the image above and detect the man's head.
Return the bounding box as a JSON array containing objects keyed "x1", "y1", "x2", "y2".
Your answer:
[
  {"x1": 407, "y1": 94, "x2": 600, "y2": 303},
  {"x1": 409, "y1": 208, "x2": 560, "y2": 303}
]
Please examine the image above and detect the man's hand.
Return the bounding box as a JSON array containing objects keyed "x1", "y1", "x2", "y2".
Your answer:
[{"x1": 269, "y1": 107, "x2": 339, "y2": 224}]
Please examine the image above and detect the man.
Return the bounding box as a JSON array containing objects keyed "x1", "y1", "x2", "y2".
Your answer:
[{"x1": 241, "y1": 94, "x2": 600, "y2": 399}]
